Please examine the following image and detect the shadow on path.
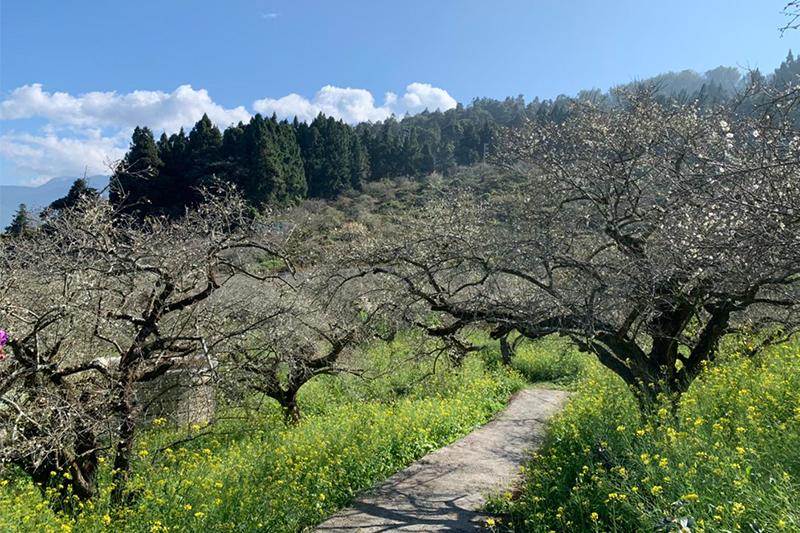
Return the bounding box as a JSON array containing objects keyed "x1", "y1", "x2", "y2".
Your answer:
[{"x1": 314, "y1": 388, "x2": 569, "y2": 533}]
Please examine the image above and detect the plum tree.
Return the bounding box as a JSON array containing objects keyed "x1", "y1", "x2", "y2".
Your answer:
[{"x1": 343, "y1": 82, "x2": 800, "y2": 409}]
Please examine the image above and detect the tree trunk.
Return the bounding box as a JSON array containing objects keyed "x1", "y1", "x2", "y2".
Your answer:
[
  {"x1": 110, "y1": 395, "x2": 137, "y2": 506},
  {"x1": 68, "y1": 420, "x2": 100, "y2": 501},
  {"x1": 280, "y1": 389, "x2": 301, "y2": 425},
  {"x1": 499, "y1": 334, "x2": 515, "y2": 366},
  {"x1": 13, "y1": 422, "x2": 99, "y2": 504}
]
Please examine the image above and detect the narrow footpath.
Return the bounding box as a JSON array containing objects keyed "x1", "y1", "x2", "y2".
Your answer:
[{"x1": 314, "y1": 388, "x2": 569, "y2": 533}]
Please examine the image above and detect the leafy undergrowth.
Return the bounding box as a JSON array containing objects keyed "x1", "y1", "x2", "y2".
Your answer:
[
  {"x1": 0, "y1": 339, "x2": 525, "y2": 533},
  {"x1": 490, "y1": 336, "x2": 800, "y2": 533},
  {"x1": 476, "y1": 332, "x2": 594, "y2": 389}
]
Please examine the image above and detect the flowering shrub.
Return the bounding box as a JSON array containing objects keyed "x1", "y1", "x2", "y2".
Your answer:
[
  {"x1": 0, "y1": 354, "x2": 524, "y2": 533},
  {"x1": 504, "y1": 336, "x2": 800, "y2": 532}
]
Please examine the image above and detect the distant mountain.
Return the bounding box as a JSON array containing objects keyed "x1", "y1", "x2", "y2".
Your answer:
[{"x1": 0, "y1": 176, "x2": 109, "y2": 229}]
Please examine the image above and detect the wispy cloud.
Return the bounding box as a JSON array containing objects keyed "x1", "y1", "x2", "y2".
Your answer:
[{"x1": 261, "y1": 12, "x2": 279, "y2": 19}]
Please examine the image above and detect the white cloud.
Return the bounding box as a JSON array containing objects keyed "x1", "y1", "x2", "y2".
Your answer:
[
  {"x1": 401, "y1": 83, "x2": 457, "y2": 114},
  {"x1": 261, "y1": 12, "x2": 279, "y2": 19},
  {"x1": 0, "y1": 129, "x2": 129, "y2": 184},
  {"x1": 0, "y1": 84, "x2": 250, "y2": 132},
  {"x1": 253, "y1": 83, "x2": 457, "y2": 123},
  {"x1": 254, "y1": 93, "x2": 321, "y2": 123},
  {"x1": 0, "y1": 84, "x2": 251, "y2": 185}
]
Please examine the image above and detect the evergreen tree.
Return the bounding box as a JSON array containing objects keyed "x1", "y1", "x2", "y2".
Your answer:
[
  {"x1": 187, "y1": 114, "x2": 223, "y2": 182},
  {"x1": 438, "y1": 142, "x2": 456, "y2": 171},
  {"x1": 47, "y1": 179, "x2": 98, "y2": 213},
  {"x1": 156, "y1": 133, "x2": 172, "y2": 166},
  {"x1": 221, "y1": 122, "x2": 246, "y2": 160},
  {"x1": 366, "y1": 118, "x2": 403, "y2": 180},
  {"x1": 401, "y1": 128, "x2": 422, "y2": 176},
  {"x1": 321, "y1": 117, "x2": 353, "y2": 197},
  {"x1": 166, "y1": 128, "x2": 190, "y2": 173},
  {"x1": 151, "y1": 114, "x2": 224, "y2": 214},
  {"x1": 216, "y1": 115, "x2": 306, "y2": 208},
  {"x1": 276, "y1": 119, "x2": 308, "y2": 201},
  {"x1": 189, "y1": 114, "x2": 223, "y2": 154},
  {"x1": 300, "y1": 114, "x2": 356, "y2": 198},
  {"x1": 110, "y1": 126, "x2": 162, "y2": 216},
  {"x1": 536, "y1": 101, "x2": 550, "y2": 123},
  {"x1": 421, "y1": 143, "x2": 435, "y2": 174},
  {"x1": 238, "y1": 114, "x2": 283, "y2": 207},
  {"x1": 773, "y1": 49, "x2": 800, "y2": 86},
  {"x1": 5, "y1": 204, "x2": 33, "y2": 237},
  {"x1": 455, "y1": 123, "x2": 481, "y2": 166},
  {"x1": 152, "y1": 128, "x2": 191, "y2": 216},
  {"x1": 349, "y1": 134, "x2": 369, "y2": 190}
]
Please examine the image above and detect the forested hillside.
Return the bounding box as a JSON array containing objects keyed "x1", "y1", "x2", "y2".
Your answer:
[{"x1": 104, "y1": 52, "x2": 800, "y2": 219}]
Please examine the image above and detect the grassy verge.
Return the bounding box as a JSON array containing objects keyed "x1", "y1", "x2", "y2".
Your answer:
[
  {"x1": 489, "y1": 336, "x2": 800, "y2": 533},
  {"x1": 0, "y1": 335, "x2": 526, "y2": 533},
  {"x1": 476, "y1": 332, "x2": 593, "y2": 389}
]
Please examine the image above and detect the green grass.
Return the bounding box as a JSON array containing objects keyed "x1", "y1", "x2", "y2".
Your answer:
[
  {"x1": 475, "y1": 331, "x2": 594, "y2": 389},
  {"x1": 257, "y1": 256, "x2": 290, "y2": 274},
  {"x1": 0, "y1": 334, "x2": 526, "y2": 533},
  {"x1": 490, "y1": 336, "x2": 800, "y2": 533}
]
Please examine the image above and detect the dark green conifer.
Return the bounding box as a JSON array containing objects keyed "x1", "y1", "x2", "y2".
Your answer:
[
  {"x1": 110, "y1": 126, "x2": 162, "y2": 216},
  {"x1": 5, "y1": 204, "x2": 33, "y2": 237},
  {"x1": 47, "y1": 179, "x2": 98, "y2": 212}
]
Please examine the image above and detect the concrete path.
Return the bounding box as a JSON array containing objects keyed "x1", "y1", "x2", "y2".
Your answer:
[{"x1": 314, "y1": 388, "x2": 569, "y2": 533}]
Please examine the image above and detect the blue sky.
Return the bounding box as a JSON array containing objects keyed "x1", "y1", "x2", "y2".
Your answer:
[{"x1": 0, "y1": 0, "x2": 797, "y2": 186}]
